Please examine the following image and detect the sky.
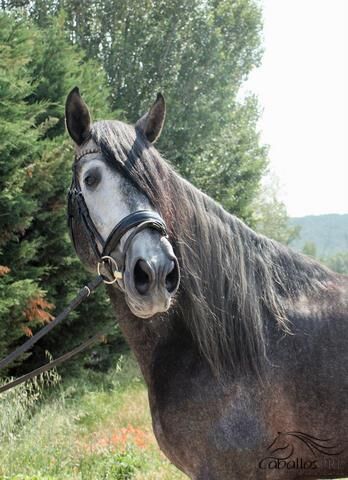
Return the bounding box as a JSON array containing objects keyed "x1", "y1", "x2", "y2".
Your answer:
[{"x1": 242, "y1": 0, "x2": 348, "y2": 217}]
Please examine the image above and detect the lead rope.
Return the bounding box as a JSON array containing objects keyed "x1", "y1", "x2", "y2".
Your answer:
[
  {"x1": 0, "y1": 275, "x2": 103, "y2": 394},
  {"x1": 0, "y1": 332, "x2": 103, "y2": 394}
]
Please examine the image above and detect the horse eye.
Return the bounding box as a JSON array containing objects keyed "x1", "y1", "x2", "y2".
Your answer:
[{"x1": 84, "y1": 172, "x2": 99, "y2": 188}]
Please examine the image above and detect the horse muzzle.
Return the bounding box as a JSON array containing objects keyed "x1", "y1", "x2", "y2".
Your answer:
[{"x1": 122, "y1": 234, "x2": 180, "y2": 319}]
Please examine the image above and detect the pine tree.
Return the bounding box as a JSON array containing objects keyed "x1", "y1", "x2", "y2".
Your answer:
[
  {"x1": 0, "y1": 13, "x2": 117, "y2": 373},
  {"x1": 0, "y1": 14, "x2": 47, "y2": 363}
]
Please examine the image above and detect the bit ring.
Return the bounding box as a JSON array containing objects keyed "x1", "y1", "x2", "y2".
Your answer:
[{"x1": 97, "y1": 256, "x2": 122, "y2": 284}]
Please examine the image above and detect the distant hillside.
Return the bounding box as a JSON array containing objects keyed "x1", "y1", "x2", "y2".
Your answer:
[{"x1": 289, "y1": 214, "x2": 348, "y2": 256}]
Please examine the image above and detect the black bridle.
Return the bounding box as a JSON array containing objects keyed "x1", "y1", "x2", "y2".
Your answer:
[
  {"x1": 0, "y1": 146, "x2": 169, "y2": 393},
  {"x1": 68, "y1": 147, "x2": 168, "y2": 285}
]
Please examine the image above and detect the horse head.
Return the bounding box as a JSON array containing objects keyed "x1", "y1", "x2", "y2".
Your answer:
[{"x1": 65, "y1": 87, "x2": 180, "y2": 319}]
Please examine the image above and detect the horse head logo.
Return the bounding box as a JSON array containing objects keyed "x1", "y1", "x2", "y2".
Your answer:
[{"x1": 266, "y1": 431, "x2": 343, "y2": 460}]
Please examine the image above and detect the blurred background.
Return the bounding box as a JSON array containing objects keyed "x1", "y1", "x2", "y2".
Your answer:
[{"x1": 0, "y1": 1, "x2": 346, "y2": 478}]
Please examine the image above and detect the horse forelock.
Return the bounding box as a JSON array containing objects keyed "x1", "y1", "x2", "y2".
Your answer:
[{"x1": 90, "y1": 119, "x2": 337, "y2": 379}]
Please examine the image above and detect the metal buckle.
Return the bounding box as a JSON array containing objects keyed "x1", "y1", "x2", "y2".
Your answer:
[{"x1": 97, "y1": 255, "x2": 122, "y2": 284}]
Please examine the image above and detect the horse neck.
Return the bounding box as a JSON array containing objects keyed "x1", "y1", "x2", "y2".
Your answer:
[
  {"x1": 106, "y1": 285, "x2": 180, "y2": 384},
  {"x1": 105, "y1": 159, "x2": 337, "y2": 381}
]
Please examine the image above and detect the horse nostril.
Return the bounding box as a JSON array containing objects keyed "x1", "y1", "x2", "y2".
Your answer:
[
  {"x1": 133, "y1": 259, "x2": 152, "y2": 295},
  {"x1": 165, "y1": 260, "x2": 179, "y2": 293}
]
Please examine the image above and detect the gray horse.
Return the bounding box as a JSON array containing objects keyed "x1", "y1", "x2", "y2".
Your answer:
[{"x1": 65, "y1": 87, "x2": 347, "y2": 480}]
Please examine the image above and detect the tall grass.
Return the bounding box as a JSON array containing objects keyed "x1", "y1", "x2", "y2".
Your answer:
[
  {"x1": 0, "y1": 366, "x2": 61, "y2": 442},
  {"x1": 0, "y1": 354, "x2": 185, "y2": 480},
  {"x1": 1, "y1": 354, "x2": 345, "y2": 480}
]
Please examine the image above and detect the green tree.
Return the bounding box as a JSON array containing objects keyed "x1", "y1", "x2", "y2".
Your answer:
[
  {"x1": 0, "y1": 12, "x2": 117, "y2": 373},
  {"x1": 302, "y1": 242, "x2": 317, "y2": 258},
  {"x1": 0, "y1": 14, "x2": 48, "y2": 362},
  {"x1": 5, "y1": 0, "x2": 268, "y2": 222},
  {"x1": 321, "y1": 252, "x2": 348, "y2": 275},
  {"x1": 252, "y1": 173, "x2": 300, "y2": 245}
]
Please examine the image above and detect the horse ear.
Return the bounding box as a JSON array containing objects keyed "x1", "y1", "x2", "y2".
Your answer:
[
  {"x1": 65, "y1": 87, "x2": 91, "y2": 145},
  {"x1": 135, "y1": 93, "x2": 166, "y2": 143}
]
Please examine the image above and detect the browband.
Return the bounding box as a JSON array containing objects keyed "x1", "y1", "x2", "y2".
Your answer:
[{"x1": 75, "y1": 148, "x2": 101, "y2": 163}]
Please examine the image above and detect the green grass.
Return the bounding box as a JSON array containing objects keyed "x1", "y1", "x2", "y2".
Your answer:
[
  {"x1": 0, "y1": 354, "x2": 186, "y2": 480},
  {"x1": 1, "y1": 356, "x2": 346, "y2": 480}
]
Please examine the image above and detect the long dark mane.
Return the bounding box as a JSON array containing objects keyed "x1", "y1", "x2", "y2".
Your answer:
[{"x1": 91, "y1": 120, "x2": 337, "y2": 377}]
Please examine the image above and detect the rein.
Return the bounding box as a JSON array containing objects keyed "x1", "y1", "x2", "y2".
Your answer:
[
  {"x1": 0, "y1": 276, "x2": 103, "y2": 394},
  {"x1": 0, "y1": 146, "x2": 168, "y2": 394}
]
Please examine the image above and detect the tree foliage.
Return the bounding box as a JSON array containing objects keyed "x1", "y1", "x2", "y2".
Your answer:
[
  {"x1": 301, "y1": 243, "x2": 348, "y2": 275},
  {"x1": 322, "y1": 252, "x2": 348, "y2": 275},
  {"x1": 0, "y1": 13, "x2": 116, "y2": 372},
  {"x1": 302, "y1": 241, "x2": 317, "y2": 258},
  {"x1": 5, "y1": 0, "x2": 267, "y2": 221},
  {"x1": 252, "y1": 173, "x2": 300, "y2": 245}
]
